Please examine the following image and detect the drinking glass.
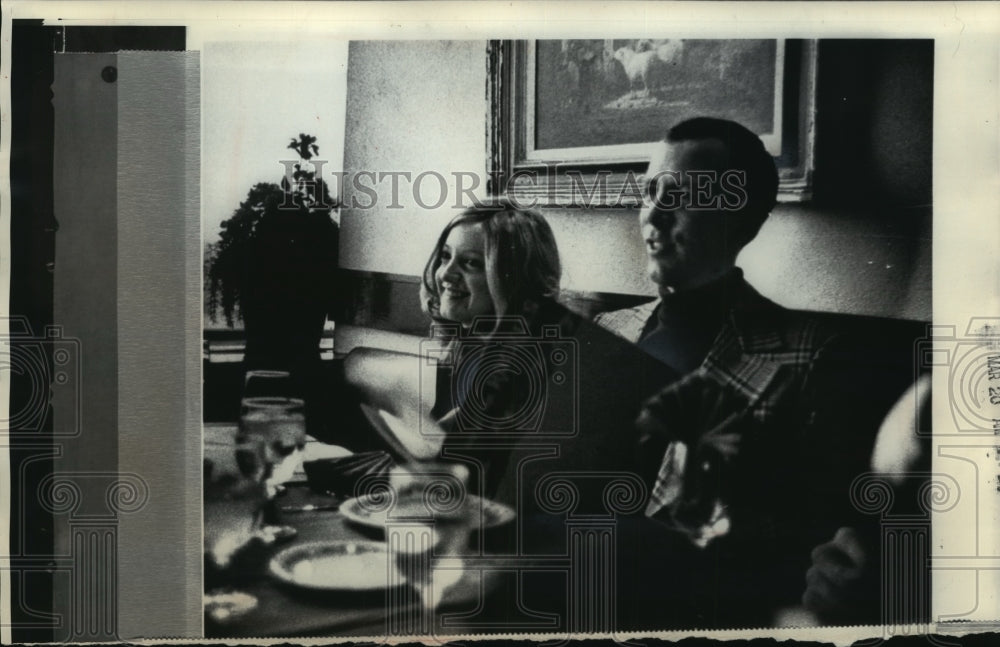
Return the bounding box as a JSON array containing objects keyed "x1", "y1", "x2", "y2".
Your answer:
[
  {"x1": 236, "y1": 396, "x2": 307, "y2": 497},
  {"x1": 386, "y1": 462, "x2": 472, "y2": 611}
]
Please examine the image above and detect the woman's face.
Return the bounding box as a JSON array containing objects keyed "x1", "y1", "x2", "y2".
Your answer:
[{"x1": 435, "y1": 222, "x2": 495, "y2": 325}]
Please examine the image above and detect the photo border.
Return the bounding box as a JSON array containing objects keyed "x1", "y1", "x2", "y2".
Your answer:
[{"x1": 1, "y1": 1, "x2": 998, "y2": 644}]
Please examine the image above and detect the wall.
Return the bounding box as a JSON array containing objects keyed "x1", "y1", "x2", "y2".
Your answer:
[
  {"x1": 340, "y1": 41, "x2": 489, "y2": 277},
  {"x1": 752, "y1": 39, "x2": 933, "y2": 321},
  {"x1": 339, "y1": 39, "x2": 933, "y2": 327}
]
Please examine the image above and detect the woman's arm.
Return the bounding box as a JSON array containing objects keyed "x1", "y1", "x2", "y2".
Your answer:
[
  {"x1": 343, "y1": 347, "x2": 430, "y2": 417},
  {"x1": 342, "y1": 347, "x2": 446, "y2": 461}
]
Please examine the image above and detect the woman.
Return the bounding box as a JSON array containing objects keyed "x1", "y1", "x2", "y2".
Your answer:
[
  {"x1": 418, "y1": 203, "x2": 564, "y2": 427},
  {"x1": 420, "y1": 202, "x2": 561, "y2": 331},
  {"x1": 336, "y1": 202, "x2": 565, "y2": 475}
]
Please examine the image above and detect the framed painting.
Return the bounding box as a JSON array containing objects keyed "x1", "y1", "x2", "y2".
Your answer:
[{"x1": 487, "y1": 39, "x2": 817, "y2": 207}]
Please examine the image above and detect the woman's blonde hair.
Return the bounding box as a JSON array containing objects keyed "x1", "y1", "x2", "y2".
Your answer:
[{"x1": 421, "y1": 200, "x2": 562, "y2": 323}]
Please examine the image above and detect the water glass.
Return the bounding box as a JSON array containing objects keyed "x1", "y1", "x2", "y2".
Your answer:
[
  {"x1": 236, "y1": 396, "x2": 307, "y2": 497},
  {"x1": 386, "y1": 462, "x2": 473, "y2": 611}
]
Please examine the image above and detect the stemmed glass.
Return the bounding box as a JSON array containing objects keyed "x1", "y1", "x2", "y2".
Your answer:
[{"x1": 386, "y1": 462, "x2": 473, "y2": 618}]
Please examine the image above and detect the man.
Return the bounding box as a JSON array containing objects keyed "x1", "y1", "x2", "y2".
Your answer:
[
  {"x1": 596, "y1": 117, "x2": 779, "y2": 363},
  {"x1": 596, "y1": 118, "x2": 881, "y2": 627}
]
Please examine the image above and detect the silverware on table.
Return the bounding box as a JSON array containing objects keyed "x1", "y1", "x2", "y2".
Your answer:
[{"x1": 278, "y1": 501, "x2": 343, "y2": 513}]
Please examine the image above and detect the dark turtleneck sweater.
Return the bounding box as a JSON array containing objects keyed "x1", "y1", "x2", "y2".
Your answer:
[{"x1": 637, "y1": 268, "x2": 745, "y2": 376}]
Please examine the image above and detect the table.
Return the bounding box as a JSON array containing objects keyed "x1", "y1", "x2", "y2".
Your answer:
[
  {"x1": 204, "y1": 424, "x2": 544, "y2": 638},
  {"x1": 203, "y1": 419, "x2": 670, "y2": 637}
]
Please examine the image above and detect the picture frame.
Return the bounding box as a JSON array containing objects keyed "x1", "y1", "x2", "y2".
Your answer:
[{"x1": 487, "y1": 39, "x2": 817, "y2": 208}]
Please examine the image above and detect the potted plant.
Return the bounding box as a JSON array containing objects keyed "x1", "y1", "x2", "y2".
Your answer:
[{"x1": 206, "y1": 134, "x2": 340, "y2": 377}]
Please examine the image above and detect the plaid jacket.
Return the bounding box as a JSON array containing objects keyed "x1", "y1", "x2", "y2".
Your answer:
[{"x1": 595, "y1": 280, "x2": 845, "y2": 545}]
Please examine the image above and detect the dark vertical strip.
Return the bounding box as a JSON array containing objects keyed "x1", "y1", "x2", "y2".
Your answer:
[
  {"x1": 51, "y1": 51, "x2": 119, "y2": 642},
  {"x1": 9, "y1": 20, "x2": 57, "y2": 644},
  {"x1": 778, "y1": 39, "x2": 802, "y2": 168}
]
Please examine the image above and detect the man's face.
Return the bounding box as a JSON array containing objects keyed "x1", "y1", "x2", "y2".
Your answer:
[{"x1": 639, "y1": 138, "x2": 744, "y2": 292}]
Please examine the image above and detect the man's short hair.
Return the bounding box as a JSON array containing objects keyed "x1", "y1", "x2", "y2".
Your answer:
[{"x1": 666, "y1": 117, "x2": 779, "y2": 230}]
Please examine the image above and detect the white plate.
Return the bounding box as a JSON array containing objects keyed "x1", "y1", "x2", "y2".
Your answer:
[
  {"x1": 340, "y1": 494, "x2": 515, "y2": 531},
  {"x1": 269, "y1": 540, "x2": 396, "y2": 591},
  {"x1": 268, "y1": 540, "x2": 501, "y2": 606}
]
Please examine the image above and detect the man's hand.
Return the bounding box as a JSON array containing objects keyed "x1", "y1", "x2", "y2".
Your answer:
[{"x1": 802, "y1": 526, "x2": 873, "y2": 624}]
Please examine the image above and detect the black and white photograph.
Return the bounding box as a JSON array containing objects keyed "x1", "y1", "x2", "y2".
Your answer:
[
  {"x1": 201, "y1": 36, "x2": 935, "y2": 638},
  {"x1": 3, "y1": 2, "x2": 1000, "y2": 644}
]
